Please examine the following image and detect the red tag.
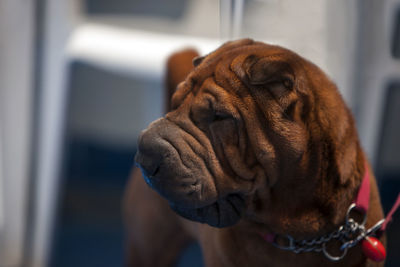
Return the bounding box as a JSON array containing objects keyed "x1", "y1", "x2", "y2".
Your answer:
[{"x1": 361, "y1": 236, "x2": 386, "y2": 262}]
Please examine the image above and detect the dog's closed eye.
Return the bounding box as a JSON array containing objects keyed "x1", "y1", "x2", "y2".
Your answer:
[
  {"x1": 190, "y1": 97, "x2": 232, "y2": 129},
  {"x1": 213, "y1": 111, "x2": 231, "y2": 122}
]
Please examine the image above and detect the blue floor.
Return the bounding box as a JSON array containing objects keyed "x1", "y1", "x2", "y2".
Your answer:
[{"x1": 50, "y1": 138, "x2": 204, "y2": 267}]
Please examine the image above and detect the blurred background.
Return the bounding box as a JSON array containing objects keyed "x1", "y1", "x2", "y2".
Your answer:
[{"x1": 0, "y1": 0, "x2": 399, "y2": 266}]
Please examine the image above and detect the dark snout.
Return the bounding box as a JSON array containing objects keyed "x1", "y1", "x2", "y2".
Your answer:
[
  {"x1": 135, "y1": 118, "x2": 217, "y2": 208},
  {"x1": 135, "y1": 117, "x2": 244, "y2": 228},
  {"x1": 135, "y1": 119, "x2": 165, "y2": 179},
  {"x1": 136, "y1": 118, "x2": 187, "y2": 196}
]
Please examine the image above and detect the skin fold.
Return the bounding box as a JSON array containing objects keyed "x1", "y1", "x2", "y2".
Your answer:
[{"x1": 124, "y1": 39, "x2": 386, "y2": 267}]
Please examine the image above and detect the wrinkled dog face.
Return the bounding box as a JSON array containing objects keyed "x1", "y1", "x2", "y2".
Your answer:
[{"x1": 135, "y1": 39, "x2": 342, "y2": 227}]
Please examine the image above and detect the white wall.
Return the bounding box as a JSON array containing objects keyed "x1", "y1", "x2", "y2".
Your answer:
[
  {"x1": 0, "y1": 0, "x2": 34, "y2": 266},
  {"x1": 30, "y1": 1, "x2": 81, "y2": 266},
  {"x1": 0, "y1": 123, "x2": 3, "y2": 234}
]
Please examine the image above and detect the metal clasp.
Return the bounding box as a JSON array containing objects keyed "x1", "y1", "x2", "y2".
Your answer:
[
  {"x1": 346, "y1": 203, "x2": 367, "y2": 226},
  {"x1": 365, "y1": 219, "x2": 385, "y2": 236}
]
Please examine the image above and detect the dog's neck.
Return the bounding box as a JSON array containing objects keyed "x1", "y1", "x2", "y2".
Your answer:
[{"x1": 244, "y1": 143, "x2": 367, "y2": 240}]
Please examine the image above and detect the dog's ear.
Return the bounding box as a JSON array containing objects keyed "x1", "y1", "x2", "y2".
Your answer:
[
  {"x1": 244, "y1": 56, "x2": 295, "y2": 88},
  {"x1": 192, "y1": 56, "x2": 205, "y2": 67},
  {"x1": 165, "y1": 49, "x2": 199, "y2": 112},
  {"x1": 234, "y1": 55, "x2": 295, "y2": 97}
]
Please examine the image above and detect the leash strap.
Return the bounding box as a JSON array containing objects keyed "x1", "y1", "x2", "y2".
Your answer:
[
  {"x1": 354, "y1": 163, "x2": 400, "y2": 236},
  {"x1": 379, "y1": 193, "x2": 400, "y2": 233}
]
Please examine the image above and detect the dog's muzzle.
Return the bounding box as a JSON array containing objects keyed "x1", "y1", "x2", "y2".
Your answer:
[
  {"x1": 135, "y1": 118, "x2": 217, "y2": 208},
  {"x1": 135, "y1": 117, "x2": 246, "y2": 227}
]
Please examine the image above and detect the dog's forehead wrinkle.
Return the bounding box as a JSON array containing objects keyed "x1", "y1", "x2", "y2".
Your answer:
[
  {"x1": 216, "y1": 66, "x2": 248, "y2": 99},
  {"x1": 207, "y1": 43, "x2": 282, "y2": 73},
  {"x1": 198, "y1": 49, "x2": 292, "y2": 99},
  {"x1": 201, "y1": 80, "x2": 241, "y2": 112}
]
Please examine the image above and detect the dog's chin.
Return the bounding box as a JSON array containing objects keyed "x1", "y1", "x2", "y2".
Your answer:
[{"x1": 170, "y1": 194, "x2": 246, "y2": 228}]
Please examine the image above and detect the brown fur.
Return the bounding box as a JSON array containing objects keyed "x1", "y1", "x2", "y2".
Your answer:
[{"x1": 124, "y1": 39, "x2": 385, "y2": 266}]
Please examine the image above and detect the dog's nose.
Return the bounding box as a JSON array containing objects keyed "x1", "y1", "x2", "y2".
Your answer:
[
  {"x1": 135, "y1": 118, "x2": 209, "y2": 207},
  {"x1": 135, "y1": 152, "x2": 161, "y2": 178},
  {"x1": 135, "y1": 128, "x2": 163, "y2": 179}
]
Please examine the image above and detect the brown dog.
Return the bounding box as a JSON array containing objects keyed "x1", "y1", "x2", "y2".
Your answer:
[{"x1": 124, "y1": 39, "x2": 385, "y2": 266}]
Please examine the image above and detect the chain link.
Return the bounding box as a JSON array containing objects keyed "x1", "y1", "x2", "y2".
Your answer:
[{"x1": 271, "y1": 204, "x2": 385, "y2": 261}]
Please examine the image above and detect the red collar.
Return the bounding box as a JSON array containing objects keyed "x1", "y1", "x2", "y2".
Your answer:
[
  {"x1": 351, "y1": 163, "x2": 399, "y2": 234},
  {"x1": 355, "y1": 162, "x2": 371, "y2": 212},
  {"x1": 260, "y1": 162, "x2": 400, "y2": 262}
]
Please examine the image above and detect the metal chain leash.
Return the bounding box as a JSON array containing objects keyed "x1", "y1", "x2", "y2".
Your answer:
[{"x1": 272, "y1": 204, "x2": 385, "y2": 261}]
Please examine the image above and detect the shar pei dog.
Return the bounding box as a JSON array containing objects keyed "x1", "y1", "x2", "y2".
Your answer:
[{"x1": 124, "y1": 39, "x2": 386, "y2": 267}]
